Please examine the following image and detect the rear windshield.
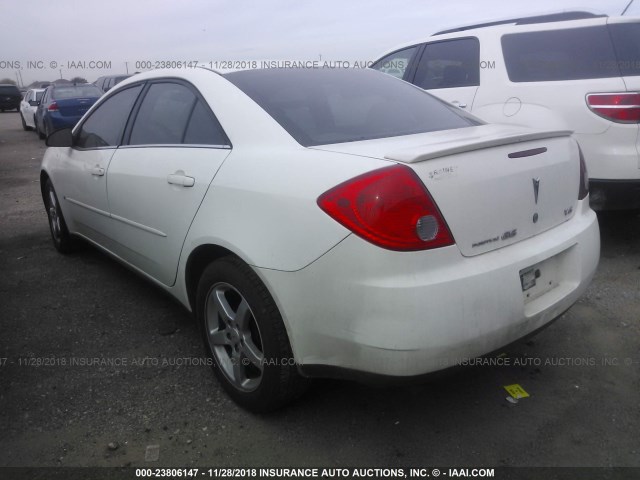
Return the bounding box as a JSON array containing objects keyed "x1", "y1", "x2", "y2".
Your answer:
[
  {"x1": 0, "y1": 86, "x2": 20, "y2": 95},
  {"x1": 225, "y1": 68, "x2": 478, "y2": 146},
  {"x1": 502, "y1": 26, "x2": 620, "y2": 82},
  {"x1": 52, "y1": 85, "x2": 102, "y2": 99},
  {"x1": 35, "y1": 91, "x2": 44, "y2": 101}
]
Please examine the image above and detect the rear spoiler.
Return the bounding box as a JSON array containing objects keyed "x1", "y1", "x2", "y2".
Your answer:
[{"x1": 384, "y1": 126, "x2": 573, "y2": 163}]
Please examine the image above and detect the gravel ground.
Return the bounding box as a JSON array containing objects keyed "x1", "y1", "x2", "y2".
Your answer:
[{"x1": 0, "y1": 110, "x2": 639, "y2": 470}]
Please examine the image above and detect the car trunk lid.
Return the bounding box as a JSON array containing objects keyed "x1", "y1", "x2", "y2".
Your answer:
[
  {"x1": 313, "y1": 124, "x2": 579, "y2": 256},
  {"x1": 54, "y1": 97, "x2": 98, "y2": 117}
]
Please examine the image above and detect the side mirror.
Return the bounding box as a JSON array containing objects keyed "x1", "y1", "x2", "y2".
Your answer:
[
  {"x1": 29, "y1": 100, "x2": 40, "y2": 107},
  {"x1": 46, "y1": 128, "x2": 74, "y2": 147}
]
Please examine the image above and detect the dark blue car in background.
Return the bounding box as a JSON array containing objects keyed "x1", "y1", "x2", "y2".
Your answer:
[{"x1": 35, "y1": 84, "x2": 102, "y2": 139}]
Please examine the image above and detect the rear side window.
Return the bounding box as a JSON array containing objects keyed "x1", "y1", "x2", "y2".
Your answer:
[
  {"x1": 75, "y1": 85, "x2": 143, "y2": 148},
  {"x1": 371, "y1": 45, "x2": 419, "y2": 79},
  {"x1": 413, "y1": 38, "x2": 480, "y2": 89},
  {"x1": 502, "y1": 26, "x2": 619, "y2": 82},
  {"x1": 183, "y1": 101, "x2": 228, "y2": 145},
  {"x1": 129, "y1": 82, "x2": 228, "y2": 146},
  {"x1": 609, "y1": 23, "x2": 640, "y2": 76},
  {"x1": 130, "y1": 83, "x2": 194, "y2": 145}
]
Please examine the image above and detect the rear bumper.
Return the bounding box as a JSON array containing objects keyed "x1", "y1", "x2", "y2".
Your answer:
[
  {"x1": 589, "y1": 179, "x2": 640, "y2": 211},
  {"x1": 47, "y1": 113, "x2": 83, "y2": 130},
  {"x1": 299, "y1": 314, "x2": 564, "y2": 385},
  {"x1": 259, "y1": 199, "x2": 600, "y2": 379}
]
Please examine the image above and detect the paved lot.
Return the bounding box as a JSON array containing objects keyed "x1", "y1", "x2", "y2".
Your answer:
[{"x1": 0, "y1": 110, "x2": 639, "y2": 469}]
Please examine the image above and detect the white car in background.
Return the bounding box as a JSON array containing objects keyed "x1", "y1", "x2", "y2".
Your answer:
[
  {"x1": 41, "y1": 67, "x2": 599, "y2": 412},
  {"x1": 20, "y1": 88, "x2": 45, "y2": 131},
  {"x1": 372, "y1": 11, "x2": 640, "y2": 211}
]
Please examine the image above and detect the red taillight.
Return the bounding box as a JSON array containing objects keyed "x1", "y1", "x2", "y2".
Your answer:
[
  {"x1": 578, "y1": 146, "x2": 589, "y2": 201},
  {"x1": 317, "y1": 165, "x2": 455, "y2": 251},
  {"x1": 586, "y1": 93, "x2": 640, "y2": 123},
  {"x1": 48, "y1": 101, "x2": 59, "y2": 112}
]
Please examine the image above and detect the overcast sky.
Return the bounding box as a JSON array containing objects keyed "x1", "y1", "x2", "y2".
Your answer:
[{"x1": 1, "y1": 0, "x2": 639, "y2": 85}]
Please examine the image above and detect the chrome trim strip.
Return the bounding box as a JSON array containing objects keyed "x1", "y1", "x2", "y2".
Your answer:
[
  {"x1": 508, "y1": 147, "x2": 547, "y2": 159},
  {"x1": 589, "y1": 105, "x2": 640, "y2": 109},
  {"x1": 65, "y1": 196, "x2": 167, "y2": 237},
  {"x1": 110, "y1": 213, "x2": 167, "y2": 237},
  {"x1": 65, "y1": 197, "x2": 110, "y2": 217},
  {"x1": 119, "y1": 144, "x2": 231, "y2": 150}
]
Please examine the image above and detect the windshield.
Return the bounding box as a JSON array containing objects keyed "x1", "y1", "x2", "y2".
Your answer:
[{"x1": 225, "y1": 68, "x2": 478, "y2": 147}]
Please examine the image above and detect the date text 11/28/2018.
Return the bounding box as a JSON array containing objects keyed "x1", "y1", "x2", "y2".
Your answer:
[{"x1": 134, "y1": 467, "x2": 496, "y2": 478}]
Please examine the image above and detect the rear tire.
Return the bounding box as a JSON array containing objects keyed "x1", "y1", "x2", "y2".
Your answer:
[
  {"x1": 20, "y1": 112, "x2": 30, "y2": 131},
  {"x1": 44, "y1": 179, "x2": 77, "y2": 254},
  {"x1": 36, "y1": 120, "x2": 45, "y2": 139},
  {"x1": 196, "y1": 256, "x2": 309, "y2": 413}
]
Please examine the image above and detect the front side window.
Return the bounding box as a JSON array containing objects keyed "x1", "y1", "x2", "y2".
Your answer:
[
  {"x1": 75, "y1": 85, "x2": 143, "y2": 149},
  {"x1": 502, "y1": 26, "x2": 619, "y2": 82},
  {"x1": 371, "y1": 46, "x2": 419, "y2": 79},
  {"x1": 413, "y1": 38, "x2": 480, "y2": 89}
]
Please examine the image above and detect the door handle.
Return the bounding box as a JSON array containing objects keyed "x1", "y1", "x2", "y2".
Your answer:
[
  {"x1": 167, "y1": 173, "x2": 195, "y2": 187},
  {"x1": 451, "y1": 100, "x2": 467, "y2": 109},
  {"x1": 91, "y1": 166, "x2": 105, "y2": 176}
]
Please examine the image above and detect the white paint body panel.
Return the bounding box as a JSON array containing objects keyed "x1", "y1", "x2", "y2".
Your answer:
[
  {"x1": 41, "y1": 68, "x2": 600, "y2": 379},
  {"x1": 261, "y1": 199, "x2": 599, "y2": 376},
  {"x1": 20, "y1": 89, "x2": 45, "y2": 129},
  {"x1": 374, "y1": 16, "x2": 640, "y2": 194},
  {"x1": 105, "y1": 146, "x2": 230, "y2": 286}
]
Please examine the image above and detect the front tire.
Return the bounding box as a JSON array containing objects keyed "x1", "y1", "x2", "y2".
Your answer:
[
  {"x1": 196, "y1": 256, "x2": 308, "y2": 412},
  {"x1": 44, "y1": 179, "x2": 76, "y2": 254}
]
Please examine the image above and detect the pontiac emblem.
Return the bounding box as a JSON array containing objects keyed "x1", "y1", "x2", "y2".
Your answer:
[{"x1": 532, "y1": 178, "x2": 540, "y2": 204}]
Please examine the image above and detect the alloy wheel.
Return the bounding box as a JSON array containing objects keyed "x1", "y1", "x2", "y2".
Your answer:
[{"x1": 205, "y1": 282, "x2": 265, "y2": 392}]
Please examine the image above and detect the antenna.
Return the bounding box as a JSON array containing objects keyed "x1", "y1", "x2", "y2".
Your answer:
[{"x1": 622, "y1": 0, "x2": 634, "y2": 15}]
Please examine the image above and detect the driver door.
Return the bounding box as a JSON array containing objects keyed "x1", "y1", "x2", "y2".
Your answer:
[{"x1": 55, "y1": 85, "x2": 143, "y2": 245}]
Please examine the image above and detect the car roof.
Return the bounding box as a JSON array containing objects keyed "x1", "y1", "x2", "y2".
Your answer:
[
  {"x1": 50, "y1": 83, "x2": 99, "y2": 88},
  {"x1": 98, "y1": 74, "x2": 129, "y2": 79},
  {"x1": 375, "y1": 11, "x2": 623, "y2": 60},
  {"x1": 432, "y1": 11, "x2": 605, "y2": 35}
]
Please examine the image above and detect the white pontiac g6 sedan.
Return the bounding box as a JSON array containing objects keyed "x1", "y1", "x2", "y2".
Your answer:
[{"x1": 40, "y1": 67, "x2": 600, "y2": 412}]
